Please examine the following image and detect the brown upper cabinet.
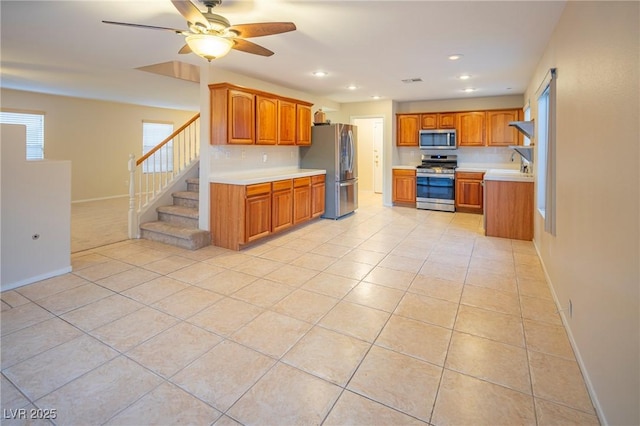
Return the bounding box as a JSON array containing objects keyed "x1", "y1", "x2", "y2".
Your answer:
[
  {"x1": 396, "y1": 114, "x2": 420, "y2": 146},
  {"x1": 210, "y1": 83, "x2": 313, "y2": 146},
  {"x1": 486, "y1": 109, "x2": 523, "y2": 146},
  {"x1": 209, "y1": 87, "x2": 255, "y2": 145},
  {"x1": 256, "y1": 95, "x2": 278, "y2": 145},
  {"x1": 278, "y1": 100, "x2": 296, "y2": 145},
  {"x1": 457, "y1": 111, "x2": 486, "y2": 147},
  {"x1": 420, "y1": 113, "x2": 437, "y2": 130},
  {"x1": 421, "y1": 113, "x2": 456, "y2": 129},
  {"x1": 296, "y1": 104, "x2": 312, "y2": 146}
]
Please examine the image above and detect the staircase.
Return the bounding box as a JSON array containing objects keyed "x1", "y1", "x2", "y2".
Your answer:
[{"x1": 139, "y1": 178, "x2": 210, "y2": 250}]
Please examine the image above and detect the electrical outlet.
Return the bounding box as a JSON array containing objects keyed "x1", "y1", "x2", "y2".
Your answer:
[
  {"x1": 225, "y1": 150, "x2": 231, "y2": 159},
  {"x1": 241, "y1": 150, "x2": 246, "y2": 160},
  {"x1": 262, "y1": 153, "x2": 268, "y2": 163}
]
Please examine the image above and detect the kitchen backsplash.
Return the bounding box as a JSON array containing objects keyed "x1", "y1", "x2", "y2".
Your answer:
[
  {"x1": 209, "y1": 145, "x2": 299, "y2": 173},
  {"x1": 397, "y1": 146, "x2": 518, "y2": 167},
  {"x1": 210, "y1": 144, "x2": 520, "y2": 174}
]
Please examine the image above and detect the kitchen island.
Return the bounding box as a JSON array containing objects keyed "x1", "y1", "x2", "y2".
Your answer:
[
  {"x1": 210, "y1": 168, "x2": 326, "y2": 250},
  {"x1": 483, "y1": 169, "x2": 534, "y2": 240}
]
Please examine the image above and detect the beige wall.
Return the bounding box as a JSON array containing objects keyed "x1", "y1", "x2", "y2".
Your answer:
[
  {"x1": 525, "y1": 2, "x2": 639, "y2": 425},
  {"x1": 398, "y1": 94, "x2": 524, "y2": 113},
  {"x1": 1, "y1": 89, "x2": 197, "y2": 201}
]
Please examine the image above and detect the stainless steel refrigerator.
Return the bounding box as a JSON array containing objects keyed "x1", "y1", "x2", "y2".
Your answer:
[{"x1": 300, "y1": 123, "x2": 358, "y2": 219}]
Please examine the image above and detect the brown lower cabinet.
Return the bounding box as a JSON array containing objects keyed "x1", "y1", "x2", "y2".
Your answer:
[
  {"x1": 245, "y1": 183, "x2": 272, "y2": 243},
  {"x1": 311, "y1": 175, "x2": 326, "y2": 218},
  {"x1": 210, "y1": 174, "x2": 325, "y2": 250},
  {"x1": 392, "y1": 168, "x2": 416, "y2": 206},
  {"x1": 293, "y1": 177, "x2": 312, "y2": 224},
  {"x1": 455, "y1": 171, "x2": 485, "y2": 214},
  {"x1": 271, "y1": 179, "x2": 293, "y2": 233},
  {"x1": 484, "y1": 180, "x2": 534, "y2": 240}
]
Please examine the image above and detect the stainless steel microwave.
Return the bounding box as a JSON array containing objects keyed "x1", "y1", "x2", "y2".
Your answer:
[{"x1": 419, "y1": 129, "x2": 457, "y2": 150}]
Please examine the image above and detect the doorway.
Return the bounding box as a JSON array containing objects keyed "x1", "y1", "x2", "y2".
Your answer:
[{"x1": 352, "y1": 117, "x2": 384, "y2": 194}]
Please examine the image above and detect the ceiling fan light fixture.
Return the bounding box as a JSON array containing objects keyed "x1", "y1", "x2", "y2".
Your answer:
[{"x1": 186, "y1": 34, "x2": 233, "y2": 61}]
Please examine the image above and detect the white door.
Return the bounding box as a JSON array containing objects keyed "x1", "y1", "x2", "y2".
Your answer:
[
  {"x1": 373, "y1": 118, "x2": 383, "y2": 193},
  {"x1": 352, "y1": 117, "x2": 384, "y2": 194}
]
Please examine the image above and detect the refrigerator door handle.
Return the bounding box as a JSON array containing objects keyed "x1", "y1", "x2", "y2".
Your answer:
[
  {"x1": 348, "y1": 129, "x2": 355, "y2": 172},
  {"x1": 339, "y1": 178, "x2": 358, "y2": 187}
]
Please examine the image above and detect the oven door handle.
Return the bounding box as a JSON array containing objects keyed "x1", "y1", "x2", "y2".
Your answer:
[{"x1": 417, "y1": 173, "x2": 455, "y2": 180}]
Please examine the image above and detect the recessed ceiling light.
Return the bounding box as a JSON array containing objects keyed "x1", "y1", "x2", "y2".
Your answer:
[
  {"x1": 462, "y1": 88, "x2": 476, "y2": 93},
  {"x1": 448, "y1": 54, "x2": 463, "y2": 61},
  {"x1": 312, "y1": 71, "x2": 328, "y2": 77},
  {"x1": 347, "y1": 84, "x2": 358, "y2": 90},
  {"x1": 458, "y1": 74, "x2": 471, "y2": 80},
  {"x1": 371, "y1": 95, "x2": 382, "y2": 100}
]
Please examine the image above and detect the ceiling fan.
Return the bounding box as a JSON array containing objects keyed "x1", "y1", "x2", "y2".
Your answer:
[{"x1": 103, "y1": 0, "x2": 296, "y2": 61}]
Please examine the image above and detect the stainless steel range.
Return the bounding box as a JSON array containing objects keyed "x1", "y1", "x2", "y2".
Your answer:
[{"x1": 416, "y1": 154, "x2": 457, "y2": 212}]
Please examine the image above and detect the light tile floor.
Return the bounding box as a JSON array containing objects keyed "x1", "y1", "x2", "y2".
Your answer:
[{"x1": 1, "y1": 193, "x2": 600, "y2": 425}]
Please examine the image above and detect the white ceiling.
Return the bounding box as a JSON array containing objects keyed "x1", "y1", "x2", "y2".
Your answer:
[{"x1": 0, "y1": 1, "x2": 566, "y2": 111}]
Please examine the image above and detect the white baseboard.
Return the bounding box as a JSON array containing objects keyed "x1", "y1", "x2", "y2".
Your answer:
[
  {"x1": 531, "y1": 238, "x2": 605, "y2": 425},
  {"x1": 1, "y1": 266, "x2": 73, "y2": 292},
  {"x1": 72, "y1": 194, "x2": 129, "y2": 204}
]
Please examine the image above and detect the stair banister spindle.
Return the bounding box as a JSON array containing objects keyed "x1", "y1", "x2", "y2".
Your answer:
[
  {"x1": 128, "y1": 154, "x2": 137, "y2": 239},
  {"x1": 128, "y1": 113, "x2": 200, "y2": 242},
  {"x1": 164, "y1": 144, "x2": 168, "y2": 189}
]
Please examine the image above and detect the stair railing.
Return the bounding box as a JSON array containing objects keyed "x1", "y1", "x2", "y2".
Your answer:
[{"x1": 128, "y1": 113, "x2": 200, "y2": 238}]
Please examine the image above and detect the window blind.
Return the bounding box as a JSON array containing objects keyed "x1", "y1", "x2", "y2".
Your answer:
[
  {"x1": 142, "y1": 122, "x2": 174, "y2": 173},
  {"x1": 0, "y1": 111, "x2": 45, "y2": 159}
]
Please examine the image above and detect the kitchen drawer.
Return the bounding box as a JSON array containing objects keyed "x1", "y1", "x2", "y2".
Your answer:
[
  {"x1": 311, "y1": 174, "x2": 325, "y2": 184},
  {"x1": 272, "y1": 179, "x2": 293, "y2": 192},
  {"x1": 393, "y1": 168, "x2": 417, "y2": 177},
  {"x1": 293, "y1": 176, "x2": 311, "y2": 187},
  {"x1": 455, "y1": 171, "x2": 485, "y2": 180},
  {"x1": 246, "y1": 182, "x2": 271, "y2": 197}
]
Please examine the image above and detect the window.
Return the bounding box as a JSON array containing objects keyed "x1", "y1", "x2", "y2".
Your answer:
[
  {"x1": 0, "y1": 111, "x2": 45, "y2": 159},
  {"x1": 537, "y1": 86, "x2": 550, "y2": 216},
  {"x1": 523, "y1": 104, "x2": 531, "y2": 146},
  {"x1": 535, "y1": 68, "x2": 557, "y2": 235},
  {"x1": 142, "y1": 121, "x2": 174, "y2": 173}
]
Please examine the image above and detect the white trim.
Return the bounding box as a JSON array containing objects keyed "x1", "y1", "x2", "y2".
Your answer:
[
  {"x1": 72, "y1": 194, "x2": 128, "y2": 204},
  {"x1": 1, "y1": 267, "x2": 72, "y2": 291},
  {"x1": 532, "y1": 239, "x2": 605, "y2": 425},
  {"x1": 535, "y1": 68, "x2": 554, "y2": 99},
  {"x1": 544, "y1": 69, "x2": 557, "y2": 235}
]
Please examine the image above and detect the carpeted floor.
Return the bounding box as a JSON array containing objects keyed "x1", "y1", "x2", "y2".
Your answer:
[{"x1": 71, "y1": 196, "x2": 129, "y2": 253}]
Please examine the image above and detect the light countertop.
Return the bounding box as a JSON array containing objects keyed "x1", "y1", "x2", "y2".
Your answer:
[
  {"x1": 484, "y1": 169, "x2": 535, "y2": 182},
  {"x1": 210, "y1": 168, "x2": 326, "y2": 185},
  {"x1": 456, "y1": 162, "x2": 519, "y2": 173},
  {"x1": 392, "y1": 165, "x2": 419, "y2": 170}
]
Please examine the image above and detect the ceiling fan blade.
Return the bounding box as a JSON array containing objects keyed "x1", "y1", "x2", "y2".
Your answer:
[
  {"x1": 228, "y1": 22, "x2": 296, "y2": 38},
  {"x1": 171, "y1": 0, "x2": 209, "y2": 28},
  {"x1": 231, "y1": 38, "x2": 274, "y2": 57},
  {"x1": 102, "y1": 20, "x2": 184, "y2": 34},
  {"x1": 178, "y1": 44, "x2": 192, "y2": 54}
]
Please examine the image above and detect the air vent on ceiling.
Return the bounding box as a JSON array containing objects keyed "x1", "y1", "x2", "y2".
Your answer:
[{"x1": 401, "y1": 78, "x2": 423, "y2": 84}]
